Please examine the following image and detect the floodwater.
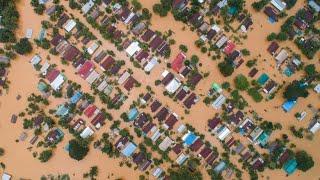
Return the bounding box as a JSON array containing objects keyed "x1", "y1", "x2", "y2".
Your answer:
[{"x1": 0, "y1": 0, "x2": 319, "y2": 179}]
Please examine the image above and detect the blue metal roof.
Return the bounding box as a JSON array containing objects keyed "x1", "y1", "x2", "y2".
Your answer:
[
  {"x1": 282, "y1": 100, "x2": 297, "y2": 112},
  {"x1": 283, "y1": 159, "x2": 297, "y2": 175},
  {"x1": 70, "y1": 91, "x2": 83, "y2": 104},
  {"x1": 121, "y1": 142, "x2": 137, "y2": 157},
  {"x1": 183, "y1": 132, "x2": 197, "y2": 146},
  {"x1": 214, "y1": 161, "x2": 226, "y2": 173},
  {"x1": 127, "y1": 108, "x2": 139, "y2": 121}
]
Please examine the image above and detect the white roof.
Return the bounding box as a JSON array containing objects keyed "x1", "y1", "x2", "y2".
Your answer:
[
  {"x1": 176, "y1": 153, "x2": 189, "y2": 165},
  {"x1": 80, "y1": 126, "x2": 94, "y2": 139},
  {"x1": 165, "y1": 78, "x2": 181, "y2": 94},
  {"x1": 50, "y1": 74, "x2": 64, "y2": 91},
  {"x1": 271, "y1": 0, "x2": 287, "y2": 11},
  {"x1": 144, "y1": 57, "x2": 158, "y2": 72},
  {"x1": 309, "y1": 0, "x2": 320, "y2": 12},
  {"x1": 40, "y1": 61, "x2": 50, "y2": 75},
  {"x1": 177, "y1": 124, "x2": 186, "y2": 133},
  {"x1": 125, "y1": 41, "x2": 141, "y2": 57},
  {"x1": 124, "y1": 12, "x2": 135, "y2": 24},
  {"x1": 314, "y1": 84, "x2": 320, "y2": 93},
  {"x1": 217, "y1": 126, "x2": 231, "y2": 141},
  {"x1": 87, "y1": 42, "x2": 99, "y2": 55},
  {"x1": 275, "y1": 49, "x2": 288, "y2": 65},
  {"x1": 25, "y1": 29, "x2": 33, "y2": 39},
  {"x1": 30, "y1": 55, "x2": 41, "y2": 66},
  {"x1": 153, "y1": 167, "x2": 163, "y2": 178},
  {"x1": 64, "y1": 19, "x2": 76, "y2": 32},
  {"x1": 82, "y1": 0, "x2": 95, "y2": 14},
  {"x1": 212, "y1": 94, "x2": 226, "y2": 109},
  {"x1": 309, "y1": 120, "x2": 320, "y2": 134},
  {"x1": 118, "y1": 71, "x2": 130, "y2": 85},
  {"x1": 217, "y1": 0, "x2": 228, "y2": 8},
  {"x1": 216, "y1": 35, "x2": 228, "y2": 48},
  {"x1": 2, "y1": 173, "x2": 11, "y2": 180},
  {"x1": 151, "y1": 129, "x2": 162, "y2": 142},
  {"x1": 97, "y1": 80, "x2": 108, "y2": 91},
  {"x1": 85, "y1": 70, "x2": 100, "y2": 84},
  {"x1": 161, "y1": 70, "x2": 169, "y2": 77},
  {"x1": 212, "y1": 24, "x2": 221, "y2": 32},
  {"x1": 159, "y1": 136, "x2": 174, "y2": 151}
]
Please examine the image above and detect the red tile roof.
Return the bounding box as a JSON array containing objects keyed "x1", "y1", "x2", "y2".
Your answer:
[
  {"x1": 78, "y1": 61, "x2": 94, "y2": 79},
  {"x1": 141, "y1": 29, "x2": 155, "y2": 42},
  {"x1": 223, "y1": 41, "x2": 236, "y2": 55},
  {"x1": 199, "y1": 146, "x2": 212, "y2": 159},
  {"x1": 84, "y1": 104, "x2": 97, "y2": 118},
  {"x1": 190, "y1": 138, "x2": 203, "y2": 152},
  {"x1": 91, "y1": 112, "x2": 106, "y2": 127},
  {"x1": 63, "y1": 45, "x2": 80, "y2": 61},
  {"x1": 46, "y1": 69, "x2": 60, "y2": 83},
  {"x1": 171, "y1": 52, "x2": 186, "y2": 72}
]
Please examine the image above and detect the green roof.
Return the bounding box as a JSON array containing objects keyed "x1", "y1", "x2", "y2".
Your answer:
[
  {"x1": 37, "y1": 82, "x2": 48, "y2": 92},
  {"x1": 211, "y1": 83, "x2": 222, "y2": 93},
  {"x1": 257, "y1": 132, "x2": 270, "y2": 146}
]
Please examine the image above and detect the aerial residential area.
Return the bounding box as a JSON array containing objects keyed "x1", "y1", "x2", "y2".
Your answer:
[{"x1": 0, "y1": 0, "x2": 319, "y2": 179}]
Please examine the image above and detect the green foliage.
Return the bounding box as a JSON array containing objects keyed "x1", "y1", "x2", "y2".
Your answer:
[
  {"x1": 248, "y1": 88, "x2": 263, "y2": 102},
  {"x1": 153, "y1": 0, "x2": 173, "y2": 17},
  {"x1": 284, "y1": 0, "x2": 297, "y2": 9},
  {"x1": 14, "y1": 38, "x2": 33, "y2": 55},
  {"x1": 304, "y1": 64, "x2": 317, "y2": 77},
  {"x1": 283, "y1": 81, "x2": 309, "y2": 101},
  {"x1": 252, "y1": 0, "x2": 270, "y2": 11},
  {"x1": 0, "y1": 29, "x2": 16, "y2": 43},
  {"x1": 218, "y1": 61, "x2": 234, "y2": 77},
  {"x1": 179, "y1": 44, "x2": 188, "y2": 52},
  {"x1": 241, "y1": 49, "x2": 250, "y2": 56},
  {"x1": 131, "y1": 0, "x2": 142, "y2": 11},
  {"x1": 168, "y1": 166, "x2": 202, "y2": 180},
  {"x1": 295, "y1": 37, "x2": 320, "y2": 59},
  {"x1": 0, "y1": 147, "x2": 4, "y2": 156},
  {"x1": 296, "y1": 151, "x2": 314, "y2": 172},
  {"x1": 39, "y1": 150, "x2": 53, "y2": 162},
  {"x1": 234, "y1": 74, "x2": 250, "y2": 91},
  {"x1": 267, "y1": 32, "x2": 277, "y2": 41},
  {"x1": 276, "y1": 32, "x2": 288, "y2": 41},
  {"x1": 68, "y1": 139, "x2": 89, "y2": 161}
]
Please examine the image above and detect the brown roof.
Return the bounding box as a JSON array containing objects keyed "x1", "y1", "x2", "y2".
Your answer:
[
  {"x1": 164, "y1": 114, "x2": 178, "y2": 129},
  {"x1": 51, "y1": 34, "x2": 64, "y2": 46},
  {"x1": 149, "y1": 36, "x2": 164, "y2": 51},
  {"x1": 109, "y1": 64, "x2": 121, "y2": 75},
  {"x1": 142, "y1": 93, "x2": 151, "y2": 102},
  {"x1": 267, "y1": 41, "x2": 279, "y2": 55},
  {"x1": 206, "y1": 29, "x2": 217, "y2": 40},
  {"x1": 57, "y1": 13, "x2": 69, "y2": 27},
  {"x1": 190, "y1": 138, "x2": 203, "y2": 152},
  {"x1": 91, "y1": 112, "x2": 106, "y2": 127},
  {"x1": 199, "y1": 146, "x2": 212, "y2": 159},
  {"x1": 176, "y1": 88, "x2": 189, "y2": 101},
  {"x1": 264, "y1": 6, "x2": 278, "y2": 21},
  {"x1": 134, "y1": 113, "x2": 149, "y2": 128},
  {"x1": 172, "y1": 143, "x2": 183, "y2": 154},
  {"x1": 248, "y1": 68, "x2": 258, "y2": 77},
  {"x1": 150, "y1": 100, "x2": 162, "y2": 112},
  {"x1": 100, "y1": 56, "x2": 115, "y2": 71},
  {"x1": 183, "y1": 93, "x2": 197, "y2": 109},
  {"x1": 206, "y1": 153, "x2": 218, "y2": 165},
  {"x1": 135, "y1": 50, "x2": 149, "y2": 62},
  {"x1": 162, "y1": 72, "x2": 174, "y2": 86},
  {"x1": 155, "y1": 107, "x2": 169, "y2": 121},
  {"x1": 141, "y1": 29, "x2": 155, "y2": 42},
  {"x1": 208, "y1": 117, "x2": 221, "y2": 130},
  {"x1": 188, "y1": 73, "x2": 202, "y2": 86},
  {"x1": 124, "y1": 76, "x2": 137, "y2": 91},
  {"x1": 142, "y1": 122, "x2": 155, "y2": 134},
  {"x1": 63, "y1": 45, "x2": 80, "y2": 61},
  {"x1": 180, "y1": 66, "x2": 191, "y2": 77}
]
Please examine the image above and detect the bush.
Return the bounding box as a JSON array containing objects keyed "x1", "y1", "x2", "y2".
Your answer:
[
  {"x1": 218, "y1": 61, "x2": 234, "y2": 77},
  {"x1": 267, "y1": 32, "x2": 277, "y2": 41},
  {"x1": 179, "y1": 44, "x2": 188, "y2": 52},
  {"x1": 39, "y1": 150, "x2": 53, "y2": 162},
  {"x1": 248, "y1": 88, "x2": 263, "y2": 102}
]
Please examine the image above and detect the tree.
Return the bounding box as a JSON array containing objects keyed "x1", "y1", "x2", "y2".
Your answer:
[
  {"x1": 179, "y1": 44, "x2": 188, "y2": 52},
  {"x1": 0, "y1": 147, "x2": 4, "y2": 156},
  {"x1": 284, "y1": 0, "x2": 297, "y2": 9},
  {"x1": 296, "y1": 151, "x2": 314, "y2": 172},
  {"x1": 276, "y1": 32, "x2": 288, "y2": 41},
  {"x1": 248, "y1": 88, "x2": 263, "y2": 102},
  {"x1": 0, "y1": 29, "x2": 16, "y2": 43},
  {"x1": 218, "y1": 61, "x2": 234, "y2": 77},
  {"x1": 283, "y1": 81, "x2": 309, "y2": 101},
  {"x1": 168, "y1": 167, "x2": 202, "y2": 180},
  {"x1": 68, "y1": 139, "x2": 89, "y2": 161},
  {"x1": 234, "y1": 74, "x2": 250, "y2": 91},
  {"x1": 241, "y1": 49, "x2": 250, "y2": 56},
  {"x1": 267, "y1": 32, "x2": 277, "y2": 41},
  {"x1": 131, "y1": 0, "x2": 142, "y2": 11},
  {"x1": 14, "y1": 38, "x2": 33, "y2": 55},
  {"x1": 39, "y1": 150, "x2": 53, "y2": 162},
  {"x1": 304, "y1": 64, "x2": 317, "y2": 77},
  {"x1": 252, "y1": 0, "x2": 269, "y2": 11}
]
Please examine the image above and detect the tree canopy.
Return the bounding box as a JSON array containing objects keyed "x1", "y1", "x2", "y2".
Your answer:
[
  {"x1": 14, "y1": 38, "x2": 33, "y2": 55},
  {"x1": 39, "y1": 150, "x2": 53, "y2": 162},
  {"x1": 218, "y1": 61, "x2": 234, "y2": 77},
  {"x1": 168, "y1": 167, "x2": 202, "y2": 180},
  {"x1": 283, "y1": 81, "x2": 309, "y2": 101},
  {"x1": 68, "y1": 139, "x2": 89, "y2": 161},
  {"x1": 296, "y1": 151, "x2": 314, "y2": 172},
  {"x1": 234, "y1": 74, "x2": 250, "y2": 91}
]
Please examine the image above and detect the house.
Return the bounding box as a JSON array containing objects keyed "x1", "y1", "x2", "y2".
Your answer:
[
  {"x1": 155, "y1": 107, "x2": 169, "y2": 121},
  {"x1": 121, "y1": 142, "x2": 137, "y2": 157},
  {"x1": 118, "y1": 71, "x2": 130, "y2": 85},
  {"x1": 216, "y1": 126, "x2": 231, "y2": 141},
  {"x1": 30, "y1": 55, "x2": 41, "y2": 66},
  {"x1": 233, "y1": 143, "x2": 245, "y2": 154},
  {"x1": 45, "y1": 5, "x2": 56, "y2": 16},
  {"x1": 257, "y1": 73, "x2": 270, "y2": 85},
  {"x1": 125, "y1": 41, "x2": 141, "y2": 57},
  {"x1": 142, "y1": 122, "x2": 155, "y2": 134},
  {"x1": 124, "y1": 76, "x2": 137, "y2": 91},
  {"x1": 230, "y1": 111, "x2": 244, "y2": 125},
  {"x1": 199, "y1": 146, "x2": 212, "y2": 159},
  {"x1": 164, "y1": 113, "x2": 178, "y2": 130},
  {"x1": 211, "y1": 83, "x2": 223, "y2": 94},
  {"x1": 183, "y1": 93, "x2": 198, "y2": 109},
  {"x1": 188, "y1": 73, "x2": 202, "y2": 87},
  {"x1": 257, "y1": 132, "x2": 270, "y2": 146},
  {"x1": 127, "y1": 108, "x2": 139, "y2": 121},
  {"x1": 189, "y1": 13, "x2": 203, "y2": 28},
  {"x1": 90, "y1": 8, "x2": 100, "y2": 20},
  {"x1": 294, "y1": 18, "x2": 308, "y2": 30},
  {"x1": 215, "y1": 35, "x2": 228, "y2": 48},
  {"x1": 57, "y1": 13, "x2": 69, "y2": 27},
  {"x1": 63, "y1": 45, "x2": 80, "y2": 61},
  {"x1": 161, "y1": 70, "x2": 174, "y2": 86},
  {"x1": 102, "y1": 0, "x2": 112, "y2": 6},
  {"x1": 115, "y1": 136, "x2": 129, "y2": 150},
  {"x1": 314, "y1": 84, "x2": 320, "y2": 93},
  {"x1": 150, "y1": 128, "x2": 162, "y2": 142},
  {"x1": 172, "y1": 144, "x2": 183, "y2": 154},
  {"x1": 91, "y1": 112, "x2": 106, "y2": 129},
  {"x1": 241, "y1": 150, "x2": 252, "y2": 161},
  {"x1": 176, "y1": 86, "x2": 190, "y2": 101},
  {"x1": 150, "y1": 100, "x2": 162, "y2": 112},
  {"x1": 25, "y1": 28, "x2": 33, "y2": 39},
  {"x1": 46, "y1": 128, "x2": 64, "y2": 144},
  {"x1": 78, "y1": 61, "x2": 94, "y2": 79},
  {"x1": 214, "y1": 161, "x2": 226, "y2": 173},
  {"x1": 64, "y1": 19, "x2": 76, "y2": 32},
  {"x1": 198, "y1": 22, "x2": 209, "y2": 33},
  {"x1": 249, "y1": 68, "x2": 258, "y2": 78},
  {"x1": 94, "y1": 51, "x2": 107, "y2": 63},
  {"x1": 206, "y1": 25, "x2": 220, "y2": 40},
  {"x1": 2, "y1": 173, "x2": 12, "y2": 180},
  {"x1": 165, "y1": 78, "x2": 181, "y2": 94},
  {"x1": 248, "y1": 127, "x2": 264, "y2": 142},
  {"x1": 251, "y1": 157, "x2": 264, "y2": 170},
  {"x1": 50, "y1": 73, "x2": 65, "y2": 91},
  {"x1": 144, "y1": 57, "x2": 158, "y2": 72},
  {"x1": 100, "y1": 15, "x2": 110, "y2": 26},
  {"x1": 149, "y1": 36, "x2": 164, "y2": 51},
  {"x1": 80, "y1": 126, "x2": 94, "y2": 139},
  {"x1": 309, "y1": 0, "x2": 320, "y2": 12},
  {"x1": 152, "y1": 167, "x2": 164, "y2": 178},
  {"x1": 84, "y1": 104, "x2": 98, "y2": 118},
  {"x1": 87, "y1": 42, "x2": 99, "y2": 55},
  {"x1": 140, "y1": 93, "x2": 151, "y2": 104},
  {"x1": 239, "y1": 118, "x2": 255, "y2": 135},
  {"x1": 132, "y1": 22, "x2": 146, "y2": 36},
  {"x1": 172, "y1": 52, "x2": 186, "y2": 72},
  {"x1": 141, "y1": 29, "x2": 155, "y2": 42},
  {"x1": 134, "y1": 113, "x2": 149, "y2": 128},
  {"x1": 176, "y1": 153, "x2": 189, "y2": 165},
  {"x1": 208, "y1": 117, "x2": 221, "y2": 130},
  {"x1": 223, "y1": 41, "x2": 236, "y2": 55},
  {"x1": 206, "y1": 153, "x2": 218, "y2": 165},
  {"x1": 73, "y1": 57, "x2": 86, "y2": 69},
  {"x1": 308, "y1": 118, "x2": 320, "y2": 134},
  {"x1": 283, "y1": 159, "x2": 298, "y2": 175},
  {"x1": 282, "y1": 100, "x2": 296, "y2": 112},
  {"x1": 267, "y1": 41, "x2": 279, "y2": 55},
  {"x1": 100, "y1": 56, "x2": 115, "y2": 71},
  {"x1": 172, "y1": 0, "x2": 188, "y2": 9},
  {"x1": 136, "y1": 50, "x2": 149, "y2": 63},
  {"x1": 270, "y1": 0, "x2": 287, "y2": 11},
  {"x1": 40, "y1": 61, "x2": 50, "y2": 75},
  {"x1": 182, "y1": 131, "x2": 197, "y2": 146},
  {"x1": 264, "y1": 6, "x2": 278, "y2": 21},
  {"x1": 179, "y1": 66, "x2": 191, "y2": 78},
  {"x1": 263, "y1": 80, "x2": 277, "y2": 94},
  {"x1": 159, "y1": 136, "x2": 174, "y2": 151},
  {"x1": 82, "y1": 0, "x2": 95, "y2": 14},
  {"x1": 190, "y1": 138, "x2": 203, "y2": 152},
  {"x1": 212, "y1": 94, "x2": 226, "y2": 109},
  {"x1": 56, "y1": 104, "x2": 69, "y2": 117},
  {"x1": 70, "y1": 91, "x2": 82, "y2": 104}
]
